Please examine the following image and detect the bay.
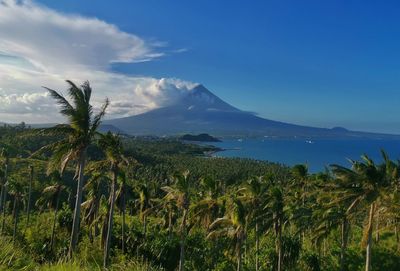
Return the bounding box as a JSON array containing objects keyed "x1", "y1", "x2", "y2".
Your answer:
[{"x1": 212, "y1": 138, "x2": 400, "y2": 172}]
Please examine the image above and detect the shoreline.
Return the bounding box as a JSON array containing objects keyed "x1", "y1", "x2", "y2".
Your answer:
[{"x1": 203, "y1": 147, "x2": 241, "y2": 157}]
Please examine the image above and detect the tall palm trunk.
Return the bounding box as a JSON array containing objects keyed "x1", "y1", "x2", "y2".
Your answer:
[
  {"x1": 168, "y1": 204, "x2": 173, "y2": 239},
  {"x1": 365, "y1": 203, "x2": 376, "y2": 271},
  {"x1": 236, "y1": 237, "x2": 242, "y2": 271},
  {"x1": 68, "y1": 150, "x2": 87, "y2": 258},
  {"x1": 26, "y1": 166, "x2": 33, "y2": 228},
  {"x1": 50, "y1": 188, "x2": 61, "y2": 250},
  {"x1": 121, "y1": 182, "x2": 126, "y2": 253},
  {"x1": 276, "y1": 220, "x2": 283, "y2": 271},
  {"x1": 1, "y1": 190, "x2": 6, "y2": 234},
  {"x1": 237, "y1": 251, "x2": 242, "y2": 271},
  {"x1": 395, "y1": 220, "x2": 399, "y2": 249},
  {"x1": 143, "y1": 215, "x2": 147, "y2": 237},
  {"x1": 375, "y1": 210, "x2": 380, "y2": 242},
  {"x1": 0, "y1": 163, "x2": 6, "y2": 213},
  {"x1": 12, "y1": 195, "x2": 19, "y2": 243},
  {"x1": 179, "y1": 208, "x2": 188, "y2": 271},
  {"x1": 244, "y1": 224, "x2": 248, "y2": 265},
  {"x1": 0, "y1": 185, "x2": 3, "y2": 233},
  {"x1": 1, "y1": 163, "x2": 8, "y2": 234},
  {"x1": 255, "y1": 221, "x2": 259, "y2": 271},
  {"x1": 103, "y1": 170, "x2": 117, "y2": 268},
  {"x1": 340, "y1": 217, "x2": 349, "y2": 271},
  {"x1": 0, "y1": 185, "x2": 3, "y2": 215}
]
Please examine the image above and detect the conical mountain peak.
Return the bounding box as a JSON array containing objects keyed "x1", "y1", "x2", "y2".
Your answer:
[
  {"x1": 104, "y1": 83, "x2": 392, "y2": 138},
  {"x1": 181, "y1": 84, "x2": 240, "y2": 112}
]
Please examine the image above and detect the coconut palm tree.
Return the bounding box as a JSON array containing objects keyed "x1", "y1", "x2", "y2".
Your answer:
[
  {"x1": 81, "y1": 171, "x2": 109, "y2": 243},
  {"x1": 379, "y1": 151, "x2": 400, "y2": 241},
  {"x1": 191, "y1": 177, "x2": 222, "y2": 230},
  {"x1": 37, "y1": 171, "x2": 65, "y2": 250},
  {"x1": 0, "y1": 167, "x2": 4, "y2": 213},
  {"x1": 115, "y1": 171, "x2": 128, "y2": 253},
  {"x1": 312, "y1": 204, "x2": 350, "y2": 271},
  {"x1": 237, "y1": 176, "x2": 269, "y2": 271},
  {"x1": 263, "y1": 186, "x2": 285, "y2": 271},
  {"x1": 162, "y1": 171, "x2": 192, "y2": 271},
  {"x1": 291, "y1": 164, "x2": 309, "y2": 205},
  {"x1": 118, "y1": 159, "x2": 137, "y2": 251},
  {"x1": 97, "y1": 132, "x2": 127, "y2": 268},
  {"x1": 312, "y1": 170, "x2": 356, "y2": 271},
  {"x1": 138, "y1": 183, "x2": 151, "y2": 237},
  {"x1": 208, "y1": 195, "x2": 247, "y2": 271},
  {"x1": 0, "y1": 149, "x2": 9, "y2": 235},
  {"x1": 157, "y1": 192, "x2": 177, "y2": 238},
  {"x1": 331, "y1": 153, "x2": 392, "y2": 271},
  {"x1": 9, "y1": 180, "x2": 23, "y2": 243},
  {"x1": 290, "y1": 164, "x2": 312, "y2": 240},
  {"x1": 26, "y1": 165, "x2": 34, "y2": 228},
  {"x1": 41, "y1": 80, "x2": 109, "y2": 258}
]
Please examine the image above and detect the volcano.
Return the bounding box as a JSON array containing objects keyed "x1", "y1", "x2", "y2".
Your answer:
[{"x1": 104, "y1": 84, "x2": 398, "y2": 138}]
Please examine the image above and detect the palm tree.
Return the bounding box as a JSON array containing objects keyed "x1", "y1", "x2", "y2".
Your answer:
[
  {"x1": 138, "y1": 183, "x2": 151, "y2": 237},
  {"x1": 42, "y1": 80, "x2": 109, "y2": 258},
  {"x1": 162, "y1": 171, "x2": 192, "y2": 271},
  {"x1": 0, "y1": 149, "x2": 9, "y2": 235},
  {"x1": 26, "y1": 165, "x2": 34, "y2": 228},
  {"x1": 331, "y1": 153, "x2": 392, "y2": 271},
  {"x1": 290, "y1": 164, "x2": 311, "y2": 240},
  {"x1": 97, "y1": 132, "x2": 127, "y2": 268},
  {"x1": 192, "y1": 177, "x2": 222, "y2": 230},
  {"x1": 81, "y1": 171, "x2": 109, "y2": 243},
  {"x1": 312, "y1": 204, "x2": 350, "y2": 271},
  {"x1": 263, "y1": 186, "x2": 285, "y2": 271},
  {"x1": 116, "y1": 171, "x2": 128, "y2": 253},
  {"x1": 157, "y1": 193, "x2": 177, "y2": 238},
  {"x1": 9, "y1": 180, "x2": 23, "y2": 243},
  {"x1": 312, "y1": 171, "x2": 355, "y2": 271},
  {"x1": 0, "y1": 166, "x2": 4, "y2": 214},
  {"x1": 39, "y1": 172, "x2": 65, "y2": 250},
  {"x1": 380, "y1": 152, "x2": 400, "y2": 247},
  {"x1": 291, "y1": 164, "x2": 309, "y2": 205},
  {"x1": 208, "y1": 195, "x2": 247, "y2": 271},
  {"x1": 118, "y1": 159, "x2": 137, "y2": 251},
  {"x1": 237, "y1": 176, "x2": 269, "y2": 271}
]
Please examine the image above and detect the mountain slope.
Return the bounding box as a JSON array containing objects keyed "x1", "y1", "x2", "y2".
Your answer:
[{"x1": 105, "y1": 84, "x2": 398, "y2": 138}]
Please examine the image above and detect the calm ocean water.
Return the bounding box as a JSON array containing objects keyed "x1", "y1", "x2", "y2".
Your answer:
[{"x1": 212, "y1": 139, "x2": 400, "y2": 172}]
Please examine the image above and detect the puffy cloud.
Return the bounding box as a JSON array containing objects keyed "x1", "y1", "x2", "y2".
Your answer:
[
  {"x1": 132, "y1": 78, "x2": 198, "y2": 108},
  {"x1": 0, "y1": 0, "x2": 162, "y2": 72},
  {"x1": 0, "y1": 92, "x2": 51, "y2": 113},
  {"x1": 0, "y1": 0, "x2": 197, "y2": 123},
  {"x1": 0, "y1": 91, "x2": 58, "y2": 123}
]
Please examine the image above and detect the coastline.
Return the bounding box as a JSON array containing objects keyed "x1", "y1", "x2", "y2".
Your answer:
[{"x1": 203, "y1": 146, "x2": 241, "y2": 157}]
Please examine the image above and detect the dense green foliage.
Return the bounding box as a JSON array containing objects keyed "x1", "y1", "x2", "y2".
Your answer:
[
  {"x1": 1, "y1": 124, "x2": 400, "y2": 271},
  {"x1": 179, "y1": 133, "x2": 221, "y2": 142}
]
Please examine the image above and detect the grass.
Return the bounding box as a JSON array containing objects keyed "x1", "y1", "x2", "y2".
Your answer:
[{"x1": 0, "y1": 236, "x2": 161, "y2": 271}]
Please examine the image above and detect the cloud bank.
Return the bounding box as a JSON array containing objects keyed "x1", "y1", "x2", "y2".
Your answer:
[{"x1": 0, "y1": 0, "x2": 196, "y2": 123}]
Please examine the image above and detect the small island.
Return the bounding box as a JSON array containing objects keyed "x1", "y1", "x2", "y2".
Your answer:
[{"x1": 179, "y1": 133, "x2": 222, "y2": 142}]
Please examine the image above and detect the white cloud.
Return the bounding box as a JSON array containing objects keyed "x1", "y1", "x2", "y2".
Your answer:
[
  {"x1": 0, "y1": 0, "x2": 162, "y2": 72},
  {"x1": 0, "y1": 92, "x2": 51, "y2": 113},
  {"x1": 0, "y1": 0, "x2": 197, "y2": 123}
]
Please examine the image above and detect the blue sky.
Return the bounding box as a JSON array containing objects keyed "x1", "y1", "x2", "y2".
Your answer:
[{"x1": 1, "y1": 0, "x2": 400, "y2": 133}]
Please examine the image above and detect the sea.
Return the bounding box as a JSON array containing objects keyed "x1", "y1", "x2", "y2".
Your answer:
[{"x1": 211, "y1": 138, "x2": 400, "y2": 172}]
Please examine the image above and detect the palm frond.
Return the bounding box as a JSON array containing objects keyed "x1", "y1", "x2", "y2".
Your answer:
[{"x1": 43, "y1": 87, "x2": 75, "y2": 117}]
